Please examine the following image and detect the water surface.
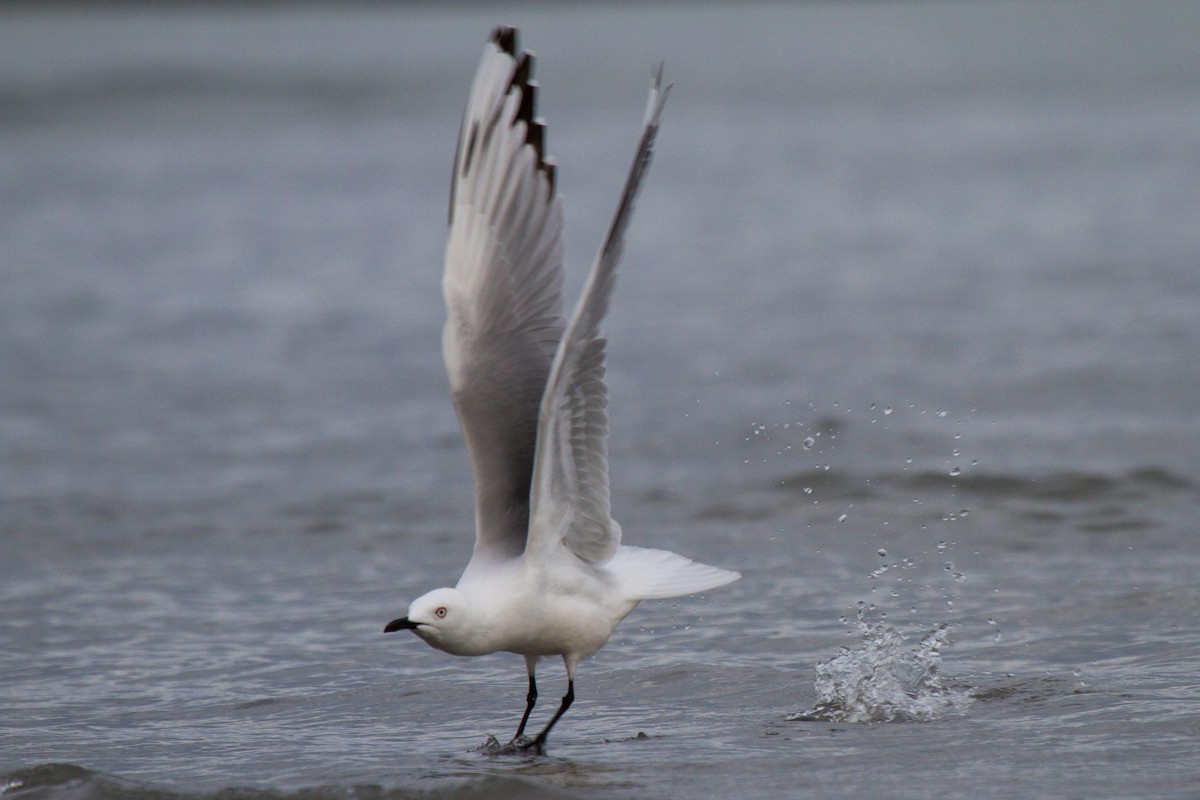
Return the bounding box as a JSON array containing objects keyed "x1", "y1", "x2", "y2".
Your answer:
[{"x1": 3, "y1": 1, "x2": 1200, "y2": 798}]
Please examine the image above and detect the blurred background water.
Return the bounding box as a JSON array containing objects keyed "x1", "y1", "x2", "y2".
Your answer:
[{"x1": 2, "y1": 1, "x2": 1199, "y2": 798}]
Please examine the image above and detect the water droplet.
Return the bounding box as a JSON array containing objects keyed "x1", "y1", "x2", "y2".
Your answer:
[
  {"x1": 959, "y1": 508, "x2": 970, "y2": 517},
  {"x1": 837, "y1": 513, "x2": 848, "y2": 522},
  {"x1": 883, "y1": 406, "x2": 893, "y2": 415},
  {"x1": 802, "y1": 436, "x2": 815, "y2": 450},
  {"x1": 803, "y1": 486, "x2": 813, "y2": 494},
  {"x1": 949, "y1": 466, "x2": 962, "y2": 477},
  {"x1": 877, "y1": 548, "x2": 888, "y2": 558}
]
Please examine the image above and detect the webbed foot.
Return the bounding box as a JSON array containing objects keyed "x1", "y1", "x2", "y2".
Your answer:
[{"x1": 476, "y1": 734, "x2": 544, "y2": 756}]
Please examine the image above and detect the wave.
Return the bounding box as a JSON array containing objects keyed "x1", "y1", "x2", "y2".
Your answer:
[
  {"x1": 0, "y1": 764, "x2": 556, "y2": 800},
  {"x1": 691, "y1": 465, "x2": 1199, "y2": 523},
  {"x1": 0, "y1": 71, "x2": 422, "y2": 128},
  {"x1": 778, "y1": 465, "x2": 1196, "y2": 500},
  {"x1": 886, "y1": 466, "x2": 1197, "y2": 500}
]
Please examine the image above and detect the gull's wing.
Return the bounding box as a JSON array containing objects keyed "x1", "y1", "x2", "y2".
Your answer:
[
  {"x1": 444, "y1": 27, "x2": 564, "y2": 561},
  {"x1": 526, "y1": 68, "x2": 671, "y2": 565}
]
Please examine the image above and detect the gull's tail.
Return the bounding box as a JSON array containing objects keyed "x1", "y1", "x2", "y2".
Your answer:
[{"x1": 606, "y1": 545, "x2": 740, "y2": 601}]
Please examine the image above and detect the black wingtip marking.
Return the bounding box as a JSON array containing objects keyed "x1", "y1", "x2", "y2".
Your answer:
[
  {"x1": 461, "y1": 121, "x2": 479, "y2": 178},
  {"x1": 491, "y1": 25, "x2": 518, "y2": 56},
  {"x1": 452, "y1": 27, "x2": 556, "y2": 224},
  {"x1": 507, "y1": 49, "x2": 556, "y2": 194},
  {"x1": 516, "y1": 73, "x2": 536, "y2": 123},
  {"x1": 511, "y1": 52, "x2": 534, "y2": 96},
  {"x1": 527, "y1": 117, "x2": 545, "y2": 163}
]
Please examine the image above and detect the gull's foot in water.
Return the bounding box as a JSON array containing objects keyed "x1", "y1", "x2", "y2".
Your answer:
[
  {"x1": 512, "y1": 734, "x2": 544, "y2": 754},
  {"x1": 476, "y1": 734, "x2": 544, "y2": 756}
]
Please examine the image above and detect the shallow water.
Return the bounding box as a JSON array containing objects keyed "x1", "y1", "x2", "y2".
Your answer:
[{"x1": 3, "y1": 1, "x2": 1200, "y2": 798}]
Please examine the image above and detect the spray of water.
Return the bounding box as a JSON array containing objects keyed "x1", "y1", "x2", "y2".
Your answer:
[{"x1": 789, "y1": 603, "x2": 972, "y2": 723}]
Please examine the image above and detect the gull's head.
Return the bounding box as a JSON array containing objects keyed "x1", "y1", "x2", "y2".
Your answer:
[{"x1": 384, "y1": 587, "x2": 485, "y2": 656}]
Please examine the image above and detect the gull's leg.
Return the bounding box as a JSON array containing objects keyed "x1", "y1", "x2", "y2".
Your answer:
[
  {"x1": 530, "y1": 680, "x2": 573, "y2": 751},
  {"x1": 512, "y1": 656, "x2": 539, "y2": 741},
  {"x1": 530, "y1": 656, "x2": 577, "y2": 752}
]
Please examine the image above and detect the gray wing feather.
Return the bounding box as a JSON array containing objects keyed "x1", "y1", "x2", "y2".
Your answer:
[
  {"x1": 527, "y1": 67, "x2": 671, "y2": 564},
  {"x1": 444, "y1": 27, "x2": 564, "y2": 560}
]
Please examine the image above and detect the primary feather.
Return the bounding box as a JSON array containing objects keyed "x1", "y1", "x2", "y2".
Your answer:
[
  {"x1": 444, "y1": 28, "x2": 565, "y2": 561},
  {"x1": 525, "y1": 66, "x2": 671, "y2": 566}
]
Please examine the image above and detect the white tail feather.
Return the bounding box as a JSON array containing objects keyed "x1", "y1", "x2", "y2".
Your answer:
[{"x1": 605, "y1": 545, "x2": 740, "y2": 601}]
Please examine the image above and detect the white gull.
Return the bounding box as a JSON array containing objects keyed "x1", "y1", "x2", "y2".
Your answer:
[{"x1": 385, "y1": 26, "x2": 740, "y2": 753}]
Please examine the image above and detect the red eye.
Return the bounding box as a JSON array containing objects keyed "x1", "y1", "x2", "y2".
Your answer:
[{"x1": 435, "y1": 606, "x2": 448, "y2": 619}]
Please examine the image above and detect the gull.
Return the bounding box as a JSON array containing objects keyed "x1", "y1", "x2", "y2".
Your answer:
[{"x1": 385, "y1": 26, "x2": 740, "y2": 753}]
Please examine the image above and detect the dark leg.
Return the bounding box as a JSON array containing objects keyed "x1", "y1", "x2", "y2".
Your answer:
[
  {"x1": 512, "y1": 672, "x2": 538, "y2": 741},
  {"x1": 531, "y1": 679, "x2": 574, "y2": 751}
]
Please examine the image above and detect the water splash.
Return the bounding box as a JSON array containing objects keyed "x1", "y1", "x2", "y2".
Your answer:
[
  {"x1": 476, "y1": 734, "x2": 542, "y2": 757},
  {"x1": 789, "y1": 604, "x2": 971, "y2": 723}
]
